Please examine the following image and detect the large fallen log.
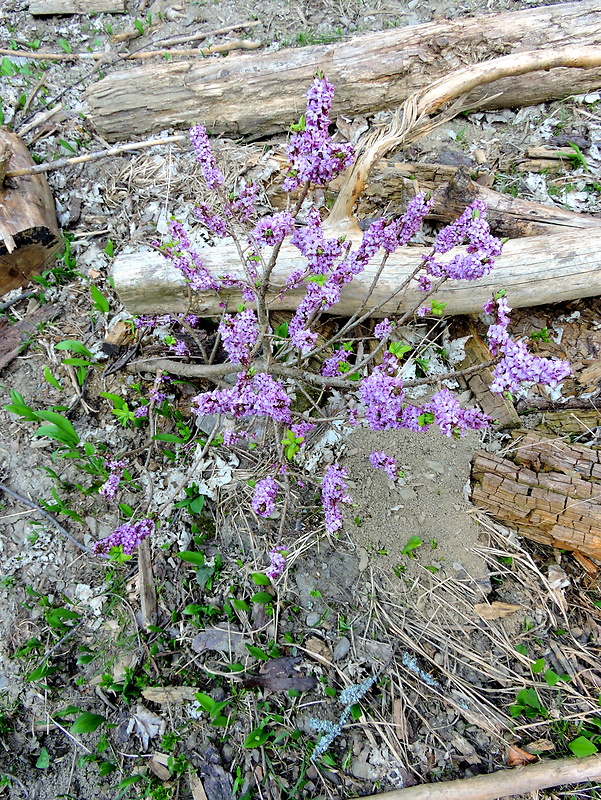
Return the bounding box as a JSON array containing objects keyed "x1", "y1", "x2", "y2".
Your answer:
[
  {"x1": 87, "y1": 0, "x2": 601, "y2": 142},
  {"x1": 0, "y1": 129, "x2": 62, "y2": 296},
  {"x1": 112, "y1": 227, "x2": 601, "y2": 318},
  {"x1": 472, "y1": 431, "x2": 601, "y2": 560}
]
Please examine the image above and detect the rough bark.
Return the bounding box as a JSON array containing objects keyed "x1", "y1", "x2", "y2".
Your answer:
[
  {"x1": 87, "y1": 0, "x2": 601, "y2": 142},
  {"x1": 0, "y1": 129, "x2": 62, "y2": 296},
  {"x1": 472, "y1": 431, "x2": 601, "y2": 560},
  {"x1": 111, "y1": 227, "x2": 601, "y2": 318},
  {"x1": 29, "y1": 0, "x2": 125, "y2": 13}
]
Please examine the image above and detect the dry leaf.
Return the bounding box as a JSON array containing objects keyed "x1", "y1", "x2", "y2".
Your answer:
[
  {"x1": 188, "y1": 772, "x2": 208, "y2": 800},
  {"x1": 507, "y1": 744, "x2": 538, "y2": 766},
  {"x1": 243, "y1": 656, "x2": 316, "y2": 692},
  {"x1": 548, "y1": 563, "x2": 570, "y2": 590},
  {"x1": 127, "y1": 704, "x2": 166, "y2": 750},
  {"x1": 304, "y1": 636, "x2": 333, "y2": 663},
  {"x1": 524, "y1": 738, "x2": 555, "y2": 754},
  {"x1": 148, "y1": 756, "x2": 171, "y2": 781},
  {"x1": 192, "y1": 627, "x2": 246, "y2": 654},
  {"x1": 142, "y1": 686, "x2": 200, "y2": 704},
  {"x1": 473, "y1": 601, "x2": 522, "y2": 619}
]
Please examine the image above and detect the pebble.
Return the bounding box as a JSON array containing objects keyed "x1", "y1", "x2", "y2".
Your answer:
[
  {"x1": 333, "y1": 636, "x2": 350, "y2": 661},
  {"x1": 306, "y1": 612, "x2": 321, "y2": 627}
]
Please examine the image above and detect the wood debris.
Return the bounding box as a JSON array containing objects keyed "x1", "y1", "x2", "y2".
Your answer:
[
  {"x1": 472, "y1": 431, "x2": 601, "y2": 559},
  {"x1": 29, "y1": 0, "x2": 125, "y2": 12}
]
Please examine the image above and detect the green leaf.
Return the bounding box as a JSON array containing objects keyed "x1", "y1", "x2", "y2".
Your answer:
[
  {"x1": 569, "y1": 736, "x2": 598, "y2": 757},
  {"x1": 194, "y1": 692, "x2": 216, "y2": 713},
  {"x1": 70, "y1": 712, "x2": 105, "y2": 734},
  {"x1": 58, "y1": 38, "x2": 72, "y2": 53},
  {"x1": 36, "y1": 748, "x2": 50, "y2": 769},
  {"x1": 152, "y1": 433, "x2": 185, "y2": 443},
  {"x1": 515, "y1": 644, "x2": 529, "y2": 656},
  {"x1": 55, "y1": 340, "x2": 94, "y2": 358},
  {"x1": 99, "y1": 761, "x2": 115, "y2": 776},
  {"x1": 195, "y1": 565, "x2": 214, "y2": 589},
  {"x1": 190, "y1": 495, "x2": 205, "y2": 514},
  {"x1": 90, "y1": 285, "x2": 110, "y2": 313},
  {"x1": 245, "y1": 644, "x2": 269, "y2": 661},
  {"x1": 530, "y1": 658, "x2": 545, "y2": 674},
  {"x1": 251, "y1": 573, "x2": 271, "y2": 586},
  {"x1": 544, "y1": 669, "x2": 561, "y2": 687},
  {"x1": 43, "y1": 366, "x2": 62, "y2": 390},
  {"x1": 243, "y1": 727, "x2": 270, "y2": 748},
  {"x1": 251, "y1": 591, "x2": 273, "y2": 604},
  {"x1": 104, "y1": 239, "x2": 114, "y2": 257},
  {"x1": 401, "y1": 536, "x2": 422, "y2": 557},
  {"x1": 350, "y1": 703, "x2": 362, "y2": 720},
  {"x1": 232, "y1": 599, "x2": 250, "y2": 612},
  {"x1": 177, "y1": 551, "x2": 206, "y2": 566}
]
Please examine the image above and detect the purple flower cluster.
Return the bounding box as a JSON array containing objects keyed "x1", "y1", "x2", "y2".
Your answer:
[
  {"x1": 189, "y1": 124, "x2": 224, "y2": 189},
  {"x1": 99, "y1": 458, "x2": 127, "y2": 500},
  {"x1": 424, "y1": 389, "x2": 489, "y2": 437},
  {"x1": 374, "y1": 318, "x2": 393, "y2": 340},
  {"x1": 266, "y1": 545, "x2": 287, "y2": 580},
  {"x1": 134, "y1": 405, "x2": 149, "y2": 418},
  {"x1": 283, "y1": 75, "x2": 354, "y2": 191},
  {"x1": 252, "y1": 212, "x2": 295, "y2": 248},
  {"x1": 484, "y1": 296, "x2": 571, "y2": 394},
  {"x1": 218, "y1": 309, "x2": 258, "y2": 365},
  {"x1": 321, "y1": 463, "x2": 352, "y2": 534},
  {"x1": 369, "y1": 451, "x2": 398, "y2": 480},
  {"x1": 169, "y1": 339, "x2": 190, "y2": 357},
  {"x1": 93, "y1": 518, "x2": 155, "y2": 556},
  {"x1": 230, "y1": 183, "x2": 259, "y2": 221},
  {"x1": 194, "y1": 203, "x2": 228, "y2": 236},
  {"x1": 191, "y1": 372, "x2": 292, "y2": 424},
  {"x1": 321, "y1": 351, "x2": 351, "y2": 377},
  {"x1": 150, "y1": 374, "x2": 170, "y2": 404},
  {"x1": 291, "y1": 421, "x2": 315, "y2": 439},
  {"x1": 252, "y1": 477, "x2": 278, "y2": 518},
  {"x1": 359, "y1": 354, "x2": 405, "y2": 430},
  {"x1": 423, "y1": 200, "x2": 503, "y2": 282}
]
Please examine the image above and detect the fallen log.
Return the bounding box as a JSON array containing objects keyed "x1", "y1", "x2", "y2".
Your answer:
[
  {"x1": 363, "y1": 755, "x2": 601, "y2": 800},
  {"x1": 29, "y1": 0, "x2": 125, "y2": 12},
  {"x1": 87, "y1": 0, "x2": 601, "y2": 142},
  {"x1": 112, "y1": 227, "x2": 601, "y2": 318},
  {"x1": 471, "y1": 431, "x2": 601, "y2": 560},
  {"x1": 0, "y1": 129, "x2": 62, "y2": 296}
]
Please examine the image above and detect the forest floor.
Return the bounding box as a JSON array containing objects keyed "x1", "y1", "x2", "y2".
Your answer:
[{"x1": 1, "y1": 0, "x2": 601, "y2": 799}]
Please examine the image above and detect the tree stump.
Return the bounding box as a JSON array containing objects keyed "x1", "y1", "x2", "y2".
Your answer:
[{"x1": 0, "y1": 129, "x2": 62, "y2": 296}]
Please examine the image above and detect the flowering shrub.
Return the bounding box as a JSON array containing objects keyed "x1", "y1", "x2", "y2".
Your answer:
[{"x1": 92, "y1": 73, "x2": 570, "y2": 565}]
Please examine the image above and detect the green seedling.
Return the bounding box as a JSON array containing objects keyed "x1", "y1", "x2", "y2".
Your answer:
[
  {"x1": 401, "y1": 536, "x2": 422, "y2": 557},
  {"x1": 57, "y1": 38, "x2": 71, "y2": 54},
  {"x1": 90, "y1": 285, "x2": 110, "y2": 313},
  {"x1": 194, "y1": 692, "x2": 230, "y2": 726},
  {"x1": 173, "y1": 483, "x2": 205, "y2": 515},
  {"x1": 282, "y1": 429, "x2": 305, "y2": 460},
  {"x1": 509, "y1": 686, "x2": 547, "y2": 718}
]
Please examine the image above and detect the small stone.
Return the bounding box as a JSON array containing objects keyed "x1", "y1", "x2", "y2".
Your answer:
[
  {"x1": 332, "y1": 637, "x2": 350, "y2": 661},
  {"x1": 306, "y1": 612, "x2": 321, "y2": 627},
  {"x1": 425, "y1": 460, "x2": 444, "y2": 475}
]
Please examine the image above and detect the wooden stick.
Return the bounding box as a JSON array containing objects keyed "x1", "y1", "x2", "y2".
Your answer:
[
  {"x1": 361, "y1": 755, "x2": 601, "y2": 800},
  {"x1": 0, "y1": 39, "x2": 261, "y2": 62},
  {"x1": 137, "y1": 538, "x2": 157, "y2": 630},
  {"x1": 155, "y1": 20, "x2": 260, "y2": 48},
  {"x1": 5, "y1": 134, "x2": 186, "y2": 179}
]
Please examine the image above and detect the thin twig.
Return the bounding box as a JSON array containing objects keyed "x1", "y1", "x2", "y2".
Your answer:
[
  {"x1": 0, "y1": 483, "x2": 95, "y2": 555},
  {"x1": 5, "y1": 134, "x2": 187, "y2": 179}
]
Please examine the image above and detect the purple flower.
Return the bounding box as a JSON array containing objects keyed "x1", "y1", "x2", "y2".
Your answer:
[
  {"x1": 229, "y1": 183, "x2": 259, "y2": 221},
  {"x1": 189, "y1": 124, "x2": 224, "y2": 189},
  {"x1": 359, "y1": 358, "x2": 405, "y2": 431},
  {"x1": 291, "y1": 421, "x2": 316, "y2": 439},
  {"x1": 369, "y1": 451, "x2": 398, "y2": 480},
  {"x1": 252, "y1": 477, "x2": 278, "y2": 518},
  {"x1": 266, "y1": 545, "x2": 287, "y2": 580},
  {"x1": 321, "y1": 351, "x2": 351, "y2": 377},
  {"x1": 417, "y1": 274, "x2": 433, "y2": 292},
  {"x1": 374, "y1": 318, "x2": 393, "y2": 340},
  {"x1": 100, "y1": 458, "x2": 127, "y2": 499},
  {"x1": 134, "y1": 405, "x2": 149, "y2": 418},
  {"x1": 191, "y1": 372, "x2": 292, "y2": 425},
  {"x1": 93, "y1": 518, "x2": 155, "y2": 556},
  {"x1": 424, "y1": 389, "x2": 489, "y2": 437},
  {"x1": 218, "y1": 309, "x2": 258, "y2": 365},
  {"x1": 169, "y1": 339, "x2": 190, "y2": 357},
  {"x1": 252, "y1": 212, "x2": 295, "y2": 248},
  {"x1": 321, "y1": 463, "x2": 352, "y2": 534},
  {"x1": 283, "y1": 75, "x2": 354, "y2": 191},
  {"x1": 194, "y1": 203, "x2": 228, "y2": 236}
]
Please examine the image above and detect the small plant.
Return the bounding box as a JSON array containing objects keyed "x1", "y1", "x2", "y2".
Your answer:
[{"x1": 401, "y1": 536, "x2": 422, "y2": 557}]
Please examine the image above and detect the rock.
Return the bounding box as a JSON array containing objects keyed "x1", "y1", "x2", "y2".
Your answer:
[{"x1": 332, "y1": 637, "x2": 351, "y2": 661}]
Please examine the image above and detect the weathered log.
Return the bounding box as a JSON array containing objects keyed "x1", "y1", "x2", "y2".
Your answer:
[
  {"x1": 365, "y1": 755, "x2": 601, "y2": 800},
  {"x1": 472, "y1": 431, "x2": 601, "y2": 560},
  {"x1": 348, "y1": 162, "x2": 601, "y2": 238},
  {"x1": 29, "y1": 0, "x2": 125, "y2": 13},
  {"x1": 112, "y1": 227, "x2": 601, "y2": 318},
  {"x1": 87, "y1": 0, "x2": 601, "y2": 142},
  {"x1": 0, "y1": 129, "x2": 61, "y2": 296}
]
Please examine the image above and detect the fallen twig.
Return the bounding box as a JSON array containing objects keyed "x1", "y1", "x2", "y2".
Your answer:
[
  {"x1": 5, "y1": 134, "x2": 187, "y2": 179},
  {"x1": 363, "y1": 755, "x2": 601, "y2": 800},
  {"x1": 0, "y1": 483, "x2": 95, "y2": 555}
]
